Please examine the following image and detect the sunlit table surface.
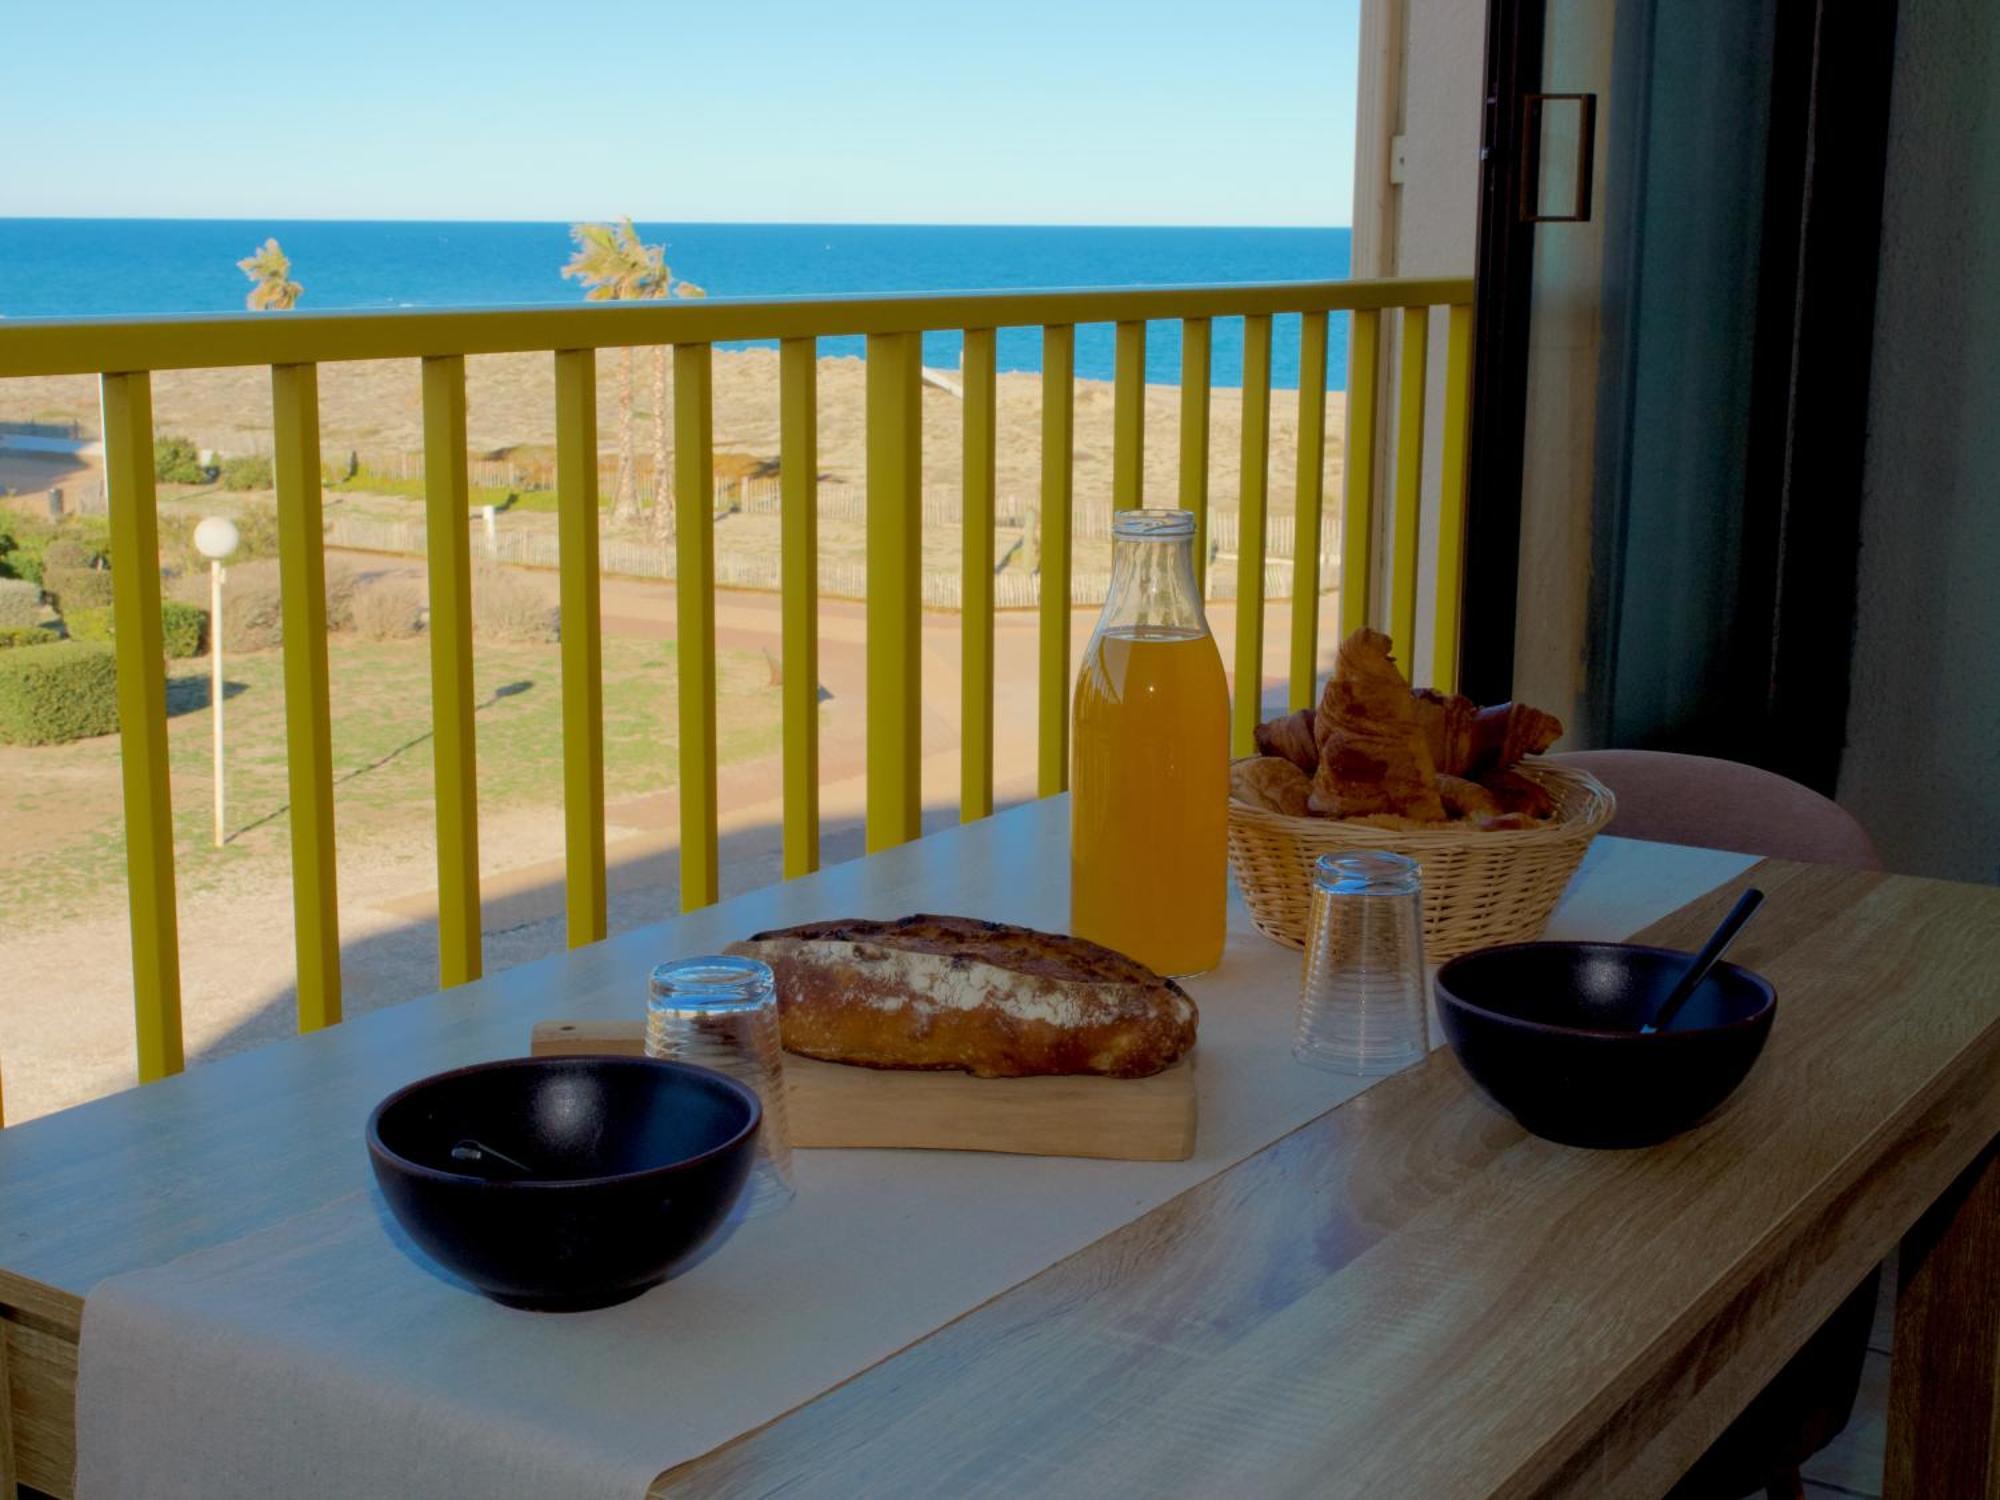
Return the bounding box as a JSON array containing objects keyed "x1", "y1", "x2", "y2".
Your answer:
[{"x1": 1, "y1": 796, "x2": 1995, "y2": 1499}]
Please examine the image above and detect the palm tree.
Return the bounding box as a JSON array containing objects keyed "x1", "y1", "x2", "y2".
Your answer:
[
  {"x1": 649, "y1": 280, "x2": 706, "y2": 542},
  {"x1": 562, "y1": 220, "x2": 667, "y2": 525},
  {"x1": 237, "y1": 238, "x2": 301, "y2": 310}
]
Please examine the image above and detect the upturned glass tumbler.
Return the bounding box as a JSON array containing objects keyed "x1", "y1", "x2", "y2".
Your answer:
[
  {"x1": 1293, "y1": 851, "x2": 1430, "y2": 1076},
  {"x1": 646, "y1": 955, "x2": 796, "y2": 1217}
]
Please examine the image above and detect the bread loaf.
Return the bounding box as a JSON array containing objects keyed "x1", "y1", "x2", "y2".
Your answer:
[{"x1": 723, "y1": 914, "x2": 1197, "y2": 1079}]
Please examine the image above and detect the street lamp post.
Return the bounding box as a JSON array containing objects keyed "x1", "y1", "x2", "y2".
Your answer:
[{"x1": 193, "y1": 517, "x2": 240, "y2": 848}]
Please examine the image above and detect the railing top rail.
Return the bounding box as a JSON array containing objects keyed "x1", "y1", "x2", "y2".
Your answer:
[{"x1": 0, "y1": 276, "x2": 1474, "y2": 378}]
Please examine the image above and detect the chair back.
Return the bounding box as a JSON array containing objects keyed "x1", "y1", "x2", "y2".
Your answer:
[{"x1": 1549, "y1": 749, "x2": 1881, "y2": 870}]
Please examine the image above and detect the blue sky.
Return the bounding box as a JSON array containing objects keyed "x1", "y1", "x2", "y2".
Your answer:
[{"x1": 5, "y1": 0, "x2": 1357, "y2": 226}]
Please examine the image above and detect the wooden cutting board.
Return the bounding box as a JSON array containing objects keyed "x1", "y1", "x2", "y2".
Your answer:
[{"x1": 530, "y1": 1019, "x2": 1196, "y2": 1162}]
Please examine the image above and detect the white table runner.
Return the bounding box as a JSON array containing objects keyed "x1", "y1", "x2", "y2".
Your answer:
[{"x1": 77, "y1": 824, "x2": 1755, "y2": 1500}]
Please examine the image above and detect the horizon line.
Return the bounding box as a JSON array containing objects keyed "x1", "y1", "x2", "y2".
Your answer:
[{"x1": 1, "y1": 214, "x2": 1353, "y2": 232}]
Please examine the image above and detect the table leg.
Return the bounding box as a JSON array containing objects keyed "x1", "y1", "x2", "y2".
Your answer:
[
  {"x1": 1888, "y1": 1140, "x2": 2000, "y2": 1499},
  {"x1": 0, "y1": 1314, "x2": 15, "y2": 1496}
]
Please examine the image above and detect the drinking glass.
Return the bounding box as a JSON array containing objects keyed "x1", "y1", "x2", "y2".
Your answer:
[
  {"x1": 1294, "y1": 851, "x2": 1430, "y2": 1076},
  {"x1": 646, "y1": 955, "x2": 796, "y2": 1216}
]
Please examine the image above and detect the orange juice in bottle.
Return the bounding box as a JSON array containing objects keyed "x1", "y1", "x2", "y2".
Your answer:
[{"x1": 1071, "y1": 508, "x2": 1229, "y2": 976}]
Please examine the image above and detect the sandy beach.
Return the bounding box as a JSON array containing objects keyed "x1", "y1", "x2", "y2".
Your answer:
[{"x1": 0, "y1": 346, "x2": 1345, "y2": 527}]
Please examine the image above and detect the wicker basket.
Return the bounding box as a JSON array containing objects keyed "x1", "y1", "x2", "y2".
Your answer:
[{"x1": 1226, "y1": 757, "x2": 1616, "y2": 961}]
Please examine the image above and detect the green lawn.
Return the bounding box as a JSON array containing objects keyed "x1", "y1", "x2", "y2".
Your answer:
[
  {"x1": 0, "y1": 635, "x2": 784, "y2": 922},
  {"x1": 329, "y1": 470, "x2": 576, "y2": 514}
]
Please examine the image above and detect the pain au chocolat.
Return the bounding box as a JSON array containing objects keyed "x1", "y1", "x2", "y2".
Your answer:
[{"x1": 723, "y1": 914, "x2": 1197, "y2": 1079}]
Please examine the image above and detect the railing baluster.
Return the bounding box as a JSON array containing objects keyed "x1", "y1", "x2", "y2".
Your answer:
[
  {"x1": 554, "y1": 348, "x2": 606, "y2": 943},
  {"x1": 1340, "y1": 309, "x2": 1382, "y2": 638},
  {"x1": 1179, "y1": 318, "x2": 1212, "y2": 595},
  {"x1": 1391, "y1": 306, "x2": 1430, "y2": 658},
  {"x1": 101, "y1": 370, "x2": 184, "y2": 1081},
  {"x1": 1231, "y1": 314, "x2": 1274, "y2": 757},
  {"x1": 780, "y1": 337, "x2": 822, "y2": 874},
  {"x1": 421, "y1": 354, "x2": 482, "y2": 985},
  {"x1": 961, "y1": 327, "x2": 998, "y2": 822},
  {"x1": 1430, "y1": 304, "x2": 1475, "y2": 693},
  {"x1": 271, "y1": 362, "x2": 341, "y2": 1028},
  {"x1": 1038, "y1": 323, "x2": 1075, "y2": 797},
  {"x1": 1113, "y1": 319, "x2": 1145, "y2": 509},
  {"x1": 675, "y1": 342, "x2": 721, "y2": 906},
  {"x1": 1289, "y1": 311, "x2": 1331, "y2": 711},
  {"x1": 864, "y1": 330, "x2": 923, "y2": 849}
]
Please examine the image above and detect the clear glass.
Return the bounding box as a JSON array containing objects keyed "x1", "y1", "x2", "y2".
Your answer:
[
  {"x1": 1294, "y1": 851, "x2": 1430, "y2": 1076},
  {"x1": 1070, "y1": 510, "x2": 1230, "y2": 977},
  {"x1": 646, "y1": 955, "x2": 795, "y2": 1217}
]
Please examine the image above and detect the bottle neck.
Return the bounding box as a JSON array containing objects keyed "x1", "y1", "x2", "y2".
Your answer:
[{"x1": 1094, "y1": 514, "x2": 1207, "y2": 639}]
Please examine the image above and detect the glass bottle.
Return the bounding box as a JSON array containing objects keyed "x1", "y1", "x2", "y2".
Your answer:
[
  {"x1": 1294, "y1": 851, "x2": 1429, "y2": 1076},
  {"x1": 646, "y1": 955, "x2": 796, "y2": 1217},
  {"x1": 1070, "y1": 508, "x2": 1229, "y2": 976}
]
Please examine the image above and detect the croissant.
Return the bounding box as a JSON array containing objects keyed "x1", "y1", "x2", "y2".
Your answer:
[
  {"x1": 1412, "y1": 689, "x2": 1478, "y2": 775},
  {"x1": 1252, "y1": 709, "x2": 1319, "y2": 776},
  {"x1": 1230, "y1": 756, "x2": 1313, "y2": 817},
  {"x1": 1480, "y1": 768, "x2": 1558, "y2": 821},
  {"x1": 1413, "y1": 692, "x2": 1563, "y2": 777},
  {"x1": 1437, "y1": 773, "x2": 1502, "y2": 822},
  {"x1": 1465, "y1": 703, "x2": 1564, "y2": 776},
  {"x1": 1308, "y1": 630, "x2": 1447, "y2": 822}
]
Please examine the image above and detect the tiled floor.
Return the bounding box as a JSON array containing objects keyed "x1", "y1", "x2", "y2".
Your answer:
[{"x1": 1800, "y1": 1258, "x2": 1896, "y2": 1499}]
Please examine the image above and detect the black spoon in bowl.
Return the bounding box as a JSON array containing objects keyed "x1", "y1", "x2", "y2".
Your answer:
[
  {"x1": 449, "y1": 1138, "x2": 540, "y2": 1178},
  {"x1": 1641, "y1": 887, "x2": 1766, "y2": 1034}
]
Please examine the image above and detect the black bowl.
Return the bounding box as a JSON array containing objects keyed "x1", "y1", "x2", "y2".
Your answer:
[
  {"x1": 1435, "y1": 941, "x2": 1776, "y2": 1148},
  {"x1": 367, "y1": 1056, "x2": 761, "y2": 1311}
]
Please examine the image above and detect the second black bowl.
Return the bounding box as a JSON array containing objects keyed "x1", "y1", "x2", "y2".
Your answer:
[
  {"x1": 368, "y1": 1055, "x2": 761, "y2": 1311},
  {"x1": 1435, "y1": 941, "x2": 1776, "y2": 1148}
]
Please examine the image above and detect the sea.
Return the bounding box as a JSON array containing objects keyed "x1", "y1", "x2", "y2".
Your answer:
[{"x1": 0, "y1": 220, "x2": 1352, "y2": 391}]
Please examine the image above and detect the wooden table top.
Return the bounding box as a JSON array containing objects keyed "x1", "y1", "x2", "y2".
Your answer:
[
  {"x1": 3, "y1": 802, "x2": 1997, "y2": 1499},
  {"x1": 659, "y1": 856, "x2": 2000, "y2": 1499}
]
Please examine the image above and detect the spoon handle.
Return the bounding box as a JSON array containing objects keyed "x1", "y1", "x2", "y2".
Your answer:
[{"x1": 1644, "y1": 887, "x2": 1765, "y2": 1034}]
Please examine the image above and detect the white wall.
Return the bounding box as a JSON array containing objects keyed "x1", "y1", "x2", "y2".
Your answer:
[
  {"x1": 1512, "y1": 0, "x2": 1616, "y2": 733},
  {"x1": 1839, "y1": 0, "x2": 2000, "y2": 881}
]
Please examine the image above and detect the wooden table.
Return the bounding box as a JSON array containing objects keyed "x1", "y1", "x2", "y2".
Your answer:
[{"x1": 2, "y1": 801, "x2": 1996, "y2": 1499}]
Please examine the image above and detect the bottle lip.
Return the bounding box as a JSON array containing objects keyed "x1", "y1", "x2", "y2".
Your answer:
[{"x1": 1111, "y1": 508, "x2": 1196, "y2": 540}]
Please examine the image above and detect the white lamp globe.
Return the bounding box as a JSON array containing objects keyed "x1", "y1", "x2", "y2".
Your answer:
[{"x1": 193, "y1": 516, "x2": 241, "y2": 562}]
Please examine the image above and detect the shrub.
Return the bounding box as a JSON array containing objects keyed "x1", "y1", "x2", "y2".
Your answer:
[
  {"x1": 154, "y1": 435, "x2": 210, "y2": 484},
  {"x1": 0, "y1": 640, "x2": 120, "y2": 744},
  {"x1": 2, "y1": 515, "x2": 102, "y2": 588},
  {"x1": 236, "y1": 507, "x2": 281, "y2": 560},
  {"x1": 215, "y1": 560, "x2": 286, "y2": 652},
  {"x1": 161, "y1": 601, "x2": 208, "y2": 657},
  {"x1": 158, "y1": 506, "x2": 280, "y2": 578},
  {"x1": 3, "y1": 534, "x2": 48, "y2": 586},
  {"x1": 218, "y1": 455, "x2": 274, "y2": 491},
  {"x1": 0, "y1": 627, "x2": 57, "y2": 650},
  {"x1": 40, "y1": 534, "x2": 105, "y2": 572},
  {"x1": 64, "y1": 601, "x2": 208, "y2": 658},
  {"x1": 63, "y1": 605, "x2": 112, "y2": 643},
  {"x1": 323, "y1": 561, "x2": 363, "y2": 633},
  {"x1": 44, "y1": 564, "x2": 115, "y2": 613},
  {"x1": 0, "y1": 577, "x2": 41, "y2": 627},
  {"x1": 164, "y1": 555, "x2": 358, "y2": 651},
  {"x1": 472, "y1": 562, "x2": 559, "y2": 643},
  {"x1": 349, "y1": 575, "x2": 426, "y2": 640}
]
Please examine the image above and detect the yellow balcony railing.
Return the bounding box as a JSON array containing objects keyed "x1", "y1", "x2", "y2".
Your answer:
[{"x1": 0, "y1": 276, "x2": 1474, "y2": 1108}]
